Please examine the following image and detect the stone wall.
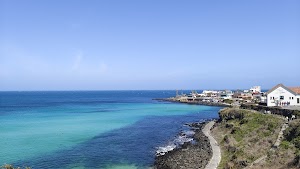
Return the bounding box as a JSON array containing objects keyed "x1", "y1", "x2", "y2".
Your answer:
[{"x1": 240, "y1": 104, "x2": 300, "y2": 118}]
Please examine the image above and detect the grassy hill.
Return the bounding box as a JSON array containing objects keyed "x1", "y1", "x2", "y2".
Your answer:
[{"x1": 211, "y1": 108, "x2": 300, "y2": 169}]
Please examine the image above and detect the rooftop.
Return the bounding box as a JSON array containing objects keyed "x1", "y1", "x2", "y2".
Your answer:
[
  {"x1": 289, "y1": 87, "x2": 300, "y2": 95},
  {"x1": 266, "y1": 84, "x2": 300, "y2": 95}
]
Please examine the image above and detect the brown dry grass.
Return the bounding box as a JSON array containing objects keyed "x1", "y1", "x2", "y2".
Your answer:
[
  {"x1": 211, "y1": 108, "x2": 288, "y2": 169},
  {"x1": 253, "y1": 147, "x2": 297, "y2": 169}
]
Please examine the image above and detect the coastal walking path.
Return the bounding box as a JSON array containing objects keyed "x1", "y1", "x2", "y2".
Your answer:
[{"x1": 203, "y1": 121, "x2": 221, "y2": 169}]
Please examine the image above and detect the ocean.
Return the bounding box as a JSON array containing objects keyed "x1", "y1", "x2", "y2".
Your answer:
[{"x1": 0, "y1": 91, "x2": 220, "y2": 169}]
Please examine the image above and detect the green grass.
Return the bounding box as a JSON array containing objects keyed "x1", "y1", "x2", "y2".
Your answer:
[
  {"x1": 281, "y1": 119, "x2": 300, "y2": 167},
  {"x1": 213, "y1": 108, "x2": 285, "y2": 169},
  {"x1": 280, "y1": 140, "x2": 291, "y2": 149}
]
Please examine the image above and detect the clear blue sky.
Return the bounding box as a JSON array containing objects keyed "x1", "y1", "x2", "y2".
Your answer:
[{"x1": 1, "y1": 0, "x2": 299, "y2": 90}]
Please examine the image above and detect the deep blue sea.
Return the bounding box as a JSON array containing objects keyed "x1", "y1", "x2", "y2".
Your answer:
[{"x1": 0, "y1": 91, "x2": 220, "y2": 169}]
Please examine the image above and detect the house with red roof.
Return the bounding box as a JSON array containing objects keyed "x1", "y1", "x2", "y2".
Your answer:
[{"x1": 266, "y1": 84, "x2": 300, "y2": 107}]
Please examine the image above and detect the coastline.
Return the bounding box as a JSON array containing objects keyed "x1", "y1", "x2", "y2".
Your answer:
[
  {"x1": 154, "y1": 98, "x2": 230, "y2": 107},
  {"x1": 154, "y1": 121, "x2": 214, "y2": 169},
  {"x1": 153, "y1": 105, "x2": 300, "y2": 169}
]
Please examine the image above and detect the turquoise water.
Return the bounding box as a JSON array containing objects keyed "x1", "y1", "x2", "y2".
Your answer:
[{"x1": 0, "y1": 91, "x2": 220, "y2": 168}]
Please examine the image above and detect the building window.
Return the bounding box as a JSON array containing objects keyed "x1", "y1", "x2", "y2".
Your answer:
[
  {"x1": 292, "y1": 97, "x2": 294, "y2": 100},
  {"x1": 270, "y1": 97, "x2": 272, "y2": 100},
  {"x1": 280, "y1": 96, "x2": 284, "y2": 100},
  {"x1": 289, "y1": 97, "x2": 291, "y2": 100},
  {"x1": 298, "y1": 98, "x2": 300, "y2": 104}
]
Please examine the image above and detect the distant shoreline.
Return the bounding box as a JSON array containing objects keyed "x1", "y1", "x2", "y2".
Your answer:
[{"x1": 153, "y1": 98, "x2": 230, "y2": 107}]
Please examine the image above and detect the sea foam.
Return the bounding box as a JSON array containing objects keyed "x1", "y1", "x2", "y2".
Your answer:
[{"x1": 156, "y1": 130, "x2": 195, "y2": 156}]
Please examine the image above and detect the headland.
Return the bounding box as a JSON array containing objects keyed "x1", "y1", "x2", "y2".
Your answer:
[{"x1": 154, "y1": 107, "x2": 300, "y2": 169}]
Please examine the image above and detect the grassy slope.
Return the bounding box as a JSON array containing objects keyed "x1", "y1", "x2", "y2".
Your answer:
[
  {"x1": 255, "y1": 119, "x2": 300, "y2": 169},
  {"x1": 211, "y1": 108, "x2": 299, "y2": 169}
]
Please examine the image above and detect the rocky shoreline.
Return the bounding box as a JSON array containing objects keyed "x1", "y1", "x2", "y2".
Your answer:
[
  {"x1": 154, "y1": 98, "x2": 229, "y2": 107},
  {"x1": 154, "y1": 122, "x2": 213, "y2": 169}
]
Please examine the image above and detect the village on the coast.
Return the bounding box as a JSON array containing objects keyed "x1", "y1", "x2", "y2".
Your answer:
[
  {"x1": 155, "y1": 84, "x2": 300, "y2": 168},
  {"x1": 163, "y1": 83, "x2": 300, "y2": 110}
]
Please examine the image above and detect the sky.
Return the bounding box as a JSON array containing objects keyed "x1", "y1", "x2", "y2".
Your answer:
[{"x1": 0, "y1": 0, "x2": 299, "y2": 90}]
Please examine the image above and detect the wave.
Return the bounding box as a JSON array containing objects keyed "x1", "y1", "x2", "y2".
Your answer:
[{"x1": 156, "y1": 129, "x2": 196, "y2": 156}]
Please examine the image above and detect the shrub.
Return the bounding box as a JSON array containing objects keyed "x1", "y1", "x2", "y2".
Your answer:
[
  {"x1": 285, "y1": 120, "x2": 300, "y2": 135},
  {"x1": 223, "y1": 135, "x2": 230, "y2": 144},
  {"x1": 280, "y1": 140, "x2": 291, "y2": 149},
  {"x1": 284, "y1": 119, "x2": 300, "y2": 147},
  {"x1": 231, "y1": 126, "x2": 241, "y2": 134},
  {"x1": 281, "y1": 119, "x2": 300, "y2": 167},
  {"x1": 239, "y1": 118, "x2": 248, "y2": 125},
  {"x1": 219, "y1": 108, "x2": 246, "y2": 121},
  {"x1": 223, "y1": 99, "x2": 233, "y2": 104},
  {"x1": 292, "y1": 150, "x2": 300, "y2": 167},
  {"x1": 267, "y1": 121, "x2": 276, "y2": 132},
  {"x1": 225, "y1": 123, "x2": 234, "y2": 128},
  {"x1": 292, "y1": 137, "x2": 300, "y2": 149}
]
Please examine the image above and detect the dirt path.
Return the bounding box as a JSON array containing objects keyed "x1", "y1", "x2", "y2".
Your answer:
[{"x1": 203, "y1": 121, "x2": 221, "y2": 169}]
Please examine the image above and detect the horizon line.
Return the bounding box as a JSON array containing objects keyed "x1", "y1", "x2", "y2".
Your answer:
[{"x1": 0, "y1": 88, "x2": 270, "y2": 92}]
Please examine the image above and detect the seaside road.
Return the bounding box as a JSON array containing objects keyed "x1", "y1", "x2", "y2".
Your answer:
[{"x1": 203, "y1": 121, "x2": 221, "y2": 169}]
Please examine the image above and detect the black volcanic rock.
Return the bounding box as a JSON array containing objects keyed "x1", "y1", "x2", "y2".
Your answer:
[{"x1": 154, "y1": 122, "x2": 212, "y2": 169}]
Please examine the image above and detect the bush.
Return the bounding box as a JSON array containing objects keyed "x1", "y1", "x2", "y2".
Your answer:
[
  {"x1": 292, "y1": 150, "x2": 300, "y2": 167},
  {"x1": 231, "y1": 126, "x2": 241, "y2": 134},
  {"x1": 240, "y1": 118, "x2": 248, "y2": 125},
  {"x1": 267, "y1": 122, "x2": 276, "y2": 132},
  {"x1": 225, "y1": 123, "x2": 234, "y2": 128},
  {"x1": 223, "y1": 99, "x2": 233, "y2": 104},
  {"x1": 284, "y1": 119, "x2": 300, "y2": 147},
  {"x1": 219, "y1": 108, "x2": 246, "y2": 121},
  {"x1": 292, "y1": 137, "x2": 300, "y2": 149},
  {"x1": 282, "y1": 119, "x2": 300, "y2": 167},
  {"x1": 280, "y1": 140, "x2": 291, "y2": 149},
  {"x1": 223, "y1": 135, "x2": 230, "y2": 144}
]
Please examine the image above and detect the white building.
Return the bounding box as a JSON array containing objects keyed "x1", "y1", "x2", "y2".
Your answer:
[
  {"x1": 250, "y1": 86, "x2": 261, "y2": 94},
  {"x1": 202, "y1": 90, "x2": 218, "y2": 97},
  {"x1": 219, "y1": 90, "x2": 233, "y2": 99},
  {"x1": 266, "y1": 84, "x2": 300, "y2": 107}
]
